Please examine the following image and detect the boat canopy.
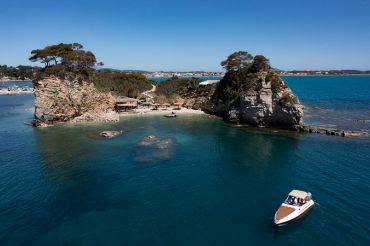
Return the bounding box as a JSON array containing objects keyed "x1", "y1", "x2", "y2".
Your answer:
[{"x1": 288, "y1": 190, "x2": 308, "y2": 199}]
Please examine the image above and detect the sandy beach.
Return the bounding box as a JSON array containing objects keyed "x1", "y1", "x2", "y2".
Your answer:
[{"x1": 118, "y1": 107, "x2": 205, "y2": 117}]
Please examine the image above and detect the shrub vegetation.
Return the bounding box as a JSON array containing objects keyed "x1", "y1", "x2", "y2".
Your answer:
[{"x1": 156, "y1": 76, "x2": 202, "y2": 97}]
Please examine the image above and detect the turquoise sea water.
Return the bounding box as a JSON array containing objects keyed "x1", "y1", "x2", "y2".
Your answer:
[{"x1": 1, "y1": 76, "x2": 370, "y2": 245}]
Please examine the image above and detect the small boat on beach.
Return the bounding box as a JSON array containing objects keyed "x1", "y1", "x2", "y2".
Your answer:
[
  {"x1": 274, "y1": 190, "x2": 314, "y2": 225},
  {"x1": 164, "y1": 113, "x2": 177, "y2": 118}
]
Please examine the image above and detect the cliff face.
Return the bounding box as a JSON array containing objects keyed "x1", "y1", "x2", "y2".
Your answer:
[
  {"x1": 207, "y1": 72, "x2": 303, "y2": 129},
  {"x1": 33, "y1": 76, "x2": 117, "y2": 126}
]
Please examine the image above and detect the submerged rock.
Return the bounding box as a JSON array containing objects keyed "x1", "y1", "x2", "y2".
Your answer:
[
  {"x1": 24, "y1": 119, "x2": 51, "y2": 128},
  {"x1": 295, "y1": 125, "x2": 370, "y2": 137},
  {"x1": 73, "y1": 111, "x2": 119, "y2": 123},
  {"x1": 33, "y1": 76, "x2": 116, "y2": 126},
  {"x1": 137, "y1": 135, "x2": 175, "y2": 148},
  {"x1": 135, "y1": 135, "x2": 176, "y2": 162},
  {"x1": 99, "y1": 130, "x2": 123, "y2": 138}
]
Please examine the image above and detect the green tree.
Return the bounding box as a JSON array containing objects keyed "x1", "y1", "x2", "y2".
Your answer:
[
  {"x1": 220, "y1": 51, "x2": 254, "y2": 72},
  {"x1": 213, "y1": 51, "x2": 275, "y2": 106},
  {"x1": 29, "y1": 43, "x2": 98, "y2": 70},
  {"x1": 251, "y1": 55, "x2": 270, "y2": 72}
]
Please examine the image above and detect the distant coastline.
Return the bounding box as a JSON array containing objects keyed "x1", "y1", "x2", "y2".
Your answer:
[
  {"x1": 0, "y1": 78, "x2": 31, "y2": 82},
  {"x1": 144, "y1": 71, "x2": 224, "y2": 78},
  {"x1": 277, "y1": 70, "x2": 370, "y2": 76},
  {"x1": 280, "y1": 73, "x2": 370, "y2": 77},
  {"x1": 144, "y1": 70, "x2": 370, "y2": 78},
  {"x1": 2, "y1": 64, "x2": 370, "y2": 81}
]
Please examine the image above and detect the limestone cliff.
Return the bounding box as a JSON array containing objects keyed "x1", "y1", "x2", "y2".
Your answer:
[
  {"x1": 206, "y1": 72, "x2": 303, "y2": 129},
  {"x1": 33, "y1": 76, "x2": 117, "y2": 126}
]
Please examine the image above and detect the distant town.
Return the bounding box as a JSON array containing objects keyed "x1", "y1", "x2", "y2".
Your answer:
[
  {"x1": 276, "y1": 70, "x2": 370, "y2": 76},
  {"x1": 144, "y1": 70, "x2": 370, "y2": 78},
  {"x1": 1, "y1": 64, "x2": 370, "y2": 82},
  {"x1": 143, "y1": 71, "x2": 225, "y2": 78}
]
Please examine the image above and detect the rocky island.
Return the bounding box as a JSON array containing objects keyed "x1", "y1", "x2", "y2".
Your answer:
[
  {"x1": 29, "y1": 43, "x2": 302, "y2": 130},
  {"x1": 153, "y1": 52, "x2": 302, "y2": 129},
  {"x1": 206, "y1": 52, "x2": 302, "y2": 129},
  {"x1": 29, "y1": 43, "x2": 153, "y2": 126}
]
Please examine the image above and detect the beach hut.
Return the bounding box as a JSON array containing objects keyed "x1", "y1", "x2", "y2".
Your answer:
[
  {"x1": 141, "y1": 101, "x2": 152, "y2": 109},
  {"x1": 152, "y1": 103, "x2": 160, "y2": 110},
  {"x1": 115, "y1": 97, "x2": 139, "y2": 112},
  {"x1": 174, "y1": 102, "x2": 182, "y2": 110}
]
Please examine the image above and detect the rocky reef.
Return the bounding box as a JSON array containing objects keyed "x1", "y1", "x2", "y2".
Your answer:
[
  {"x1": 33, "y1": 76, "x2": 118, "y2": 126},
  {"x1": 135, "y1": 135, "x2": 176, "y2": 162},
  {"x1": 99, "y1": 130, "x2": 123, "y2": 138}
]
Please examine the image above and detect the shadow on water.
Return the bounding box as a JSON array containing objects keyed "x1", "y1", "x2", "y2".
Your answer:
[{"x1": 271, "y1": 210, "x2": 314, "y2": 239}]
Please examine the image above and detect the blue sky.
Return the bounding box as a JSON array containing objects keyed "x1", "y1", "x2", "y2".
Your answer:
[{"x1": 1, "y1": 0, "x2": 370, "y2": 71}]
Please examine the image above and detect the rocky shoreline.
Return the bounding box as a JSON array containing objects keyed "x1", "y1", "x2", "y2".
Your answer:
[
  {"x1": 33, "y1": 76, "x2": 117, "y2": 126},
  {"x1": 29, "y1": 75, "x2": 369, "y2": 137},
  {"x1": 206, "y1": 72, "x2": 303, "y2": 129},
  {"x1": 295, "y1": 125, "x2": 370, "y2": 137}
]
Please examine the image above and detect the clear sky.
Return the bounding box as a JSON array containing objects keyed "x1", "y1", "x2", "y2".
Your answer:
[{"x1": 1, "y1": 0, "x2": 370, "y2": 71}]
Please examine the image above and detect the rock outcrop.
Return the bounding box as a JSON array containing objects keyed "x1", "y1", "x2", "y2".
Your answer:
[
  {"x1": 207, "y1": 72, "x2": 303, "y2": 129},
  {"x1": 295, "y1": 125, "x2": 370, "y2": 137},
  {"x1": 33, "y1": 76, "x2": 118, "y2": 126},
  {"x1": 99, "y1": 130, "x2": 123, "y2": 138}
]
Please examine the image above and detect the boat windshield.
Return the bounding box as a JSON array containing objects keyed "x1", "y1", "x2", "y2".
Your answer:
[{"x1": 285, "y1": 195, "x2": 307, "y2": 206}]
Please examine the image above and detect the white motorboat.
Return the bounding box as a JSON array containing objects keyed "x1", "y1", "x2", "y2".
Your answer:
[
  {"x1": 274, "y1": 190, "x2": 314, "y2": 225},
  {"x1": 164, "y1": 113, "x2": 177, "y2": 118}
]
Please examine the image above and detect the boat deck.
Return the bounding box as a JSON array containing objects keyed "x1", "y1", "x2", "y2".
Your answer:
[{"x1": 275, "y1": 205, "x2": 295, "y2": 220}]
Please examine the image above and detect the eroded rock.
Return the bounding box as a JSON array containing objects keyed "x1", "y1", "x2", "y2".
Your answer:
[
  {"x1": 207, "y1": 72, "x2": 303, "y2": 129},
  {"x1": 33, "y1": 76, "x2": 116, "y2": 126}
]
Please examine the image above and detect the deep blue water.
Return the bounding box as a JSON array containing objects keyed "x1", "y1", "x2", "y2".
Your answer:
[
  {"x1": 284, "y1": 75, "x2": 370, "y2": 130},
  {"x1": 0, "y1": 76, "x2": 370, "y2": 245}
]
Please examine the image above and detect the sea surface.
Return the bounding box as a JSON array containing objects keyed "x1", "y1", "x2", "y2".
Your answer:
[{"x1": 0, "y1": 76, "x2": 370, "y2": 245}]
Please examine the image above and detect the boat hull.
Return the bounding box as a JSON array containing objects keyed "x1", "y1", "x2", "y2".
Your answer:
[{"x1": 274, "y1": 201, "x2": 314, "y2": 225}]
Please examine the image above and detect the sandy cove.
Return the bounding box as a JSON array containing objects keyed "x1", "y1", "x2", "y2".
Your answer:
[{"x1": 118, "y1": 107, "x2": 205, "y2": 117}]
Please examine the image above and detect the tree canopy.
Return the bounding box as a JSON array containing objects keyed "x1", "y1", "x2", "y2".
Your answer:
[
  {"x1": 250, "y1": 55, "x2": 270, "y2": 72},
  {"x1": 213, "y1": 51, "x2": 277, "y2": 106},
  {"x1": 29, "y1": 43, "x2": 100, "y2": 70},
  {"x1": 0, "y1": 65, "x2": 40, "y2": 80},
  {"x1": 221, "y1": 51, "x2": 253, "y2": 72},
  {"x1": 92, "y1": 70, "x2": 154, "y2": 98},
  {"x1": 156, "y1": 76, "x2": 202, "y2": 96}
]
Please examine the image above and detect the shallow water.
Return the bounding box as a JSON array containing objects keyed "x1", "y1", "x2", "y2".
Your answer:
[
  {"x1": 0, "y1": 81, "x2": 32, "y2": 89},
  {"x1": 0, "y1": 76, "x2": 370, "y2": 245}
]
